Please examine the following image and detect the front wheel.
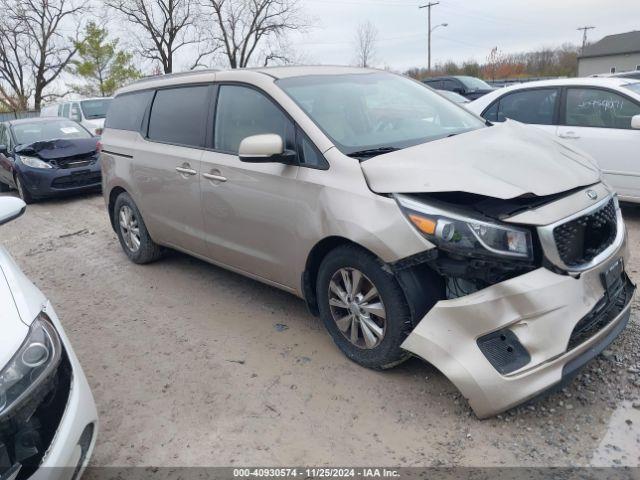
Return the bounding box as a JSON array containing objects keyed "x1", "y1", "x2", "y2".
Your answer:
[
  {"x1": 114, "y1": 192, "x2": 162, "y2": 264},
  {"x1": 317, "y1": 245, "x2": 413, "y2": 370},
  {"x1": 15, "y1": 175, "x2": 34, "y2": 204}
]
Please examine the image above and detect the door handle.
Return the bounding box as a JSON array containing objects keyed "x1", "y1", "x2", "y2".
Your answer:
[
  {"x1": 559, "y1": 131, "x2": 580, "y2": 139},
  {"x1": 175, "y1": 166, "x2": 197, "y2": 176},
  {"x1": 202, "y1": 172, "x2": 227, "y2": 182}
]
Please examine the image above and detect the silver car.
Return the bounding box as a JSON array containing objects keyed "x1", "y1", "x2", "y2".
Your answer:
[{"x1": 101, "y1": 66, "x2": 633, "y2": 418}]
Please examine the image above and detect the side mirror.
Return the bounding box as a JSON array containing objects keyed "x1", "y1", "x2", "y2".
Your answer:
[
  {"x1": 0, "y1": 197, "x2": 26, "y2": 226},
  {"x1": 453, "y1": 88, "x2": 466, "y2": 95},
  {"x1": 632, "y1": 114, "x2": 640, "y2": 130},
  {"x1": 238, "y1": 134, "x2": 296, "y2": 164},
  {"x1": 0, "y1": 144, "x2": 7, "y2": 156}
]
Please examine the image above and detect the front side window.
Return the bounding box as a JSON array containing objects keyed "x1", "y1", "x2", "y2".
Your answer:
[
  {"x1": 457, "y1": 76, "x2": 492, "y2": 91},
  {"x1": 11, "y1": 119, "x2": 92, "y2": 145},
  {"x1": 565, "y1": 88, "x2": 640, "y2": 129},
  {"x1": 442, "y1": 79, "x2": 459, "y2": 91},
  {"x1": 483, "y1": 88, "x2": 558, "y2": 125},
  {"x1": 277, "y1": 72, "x2": 484, "y2": 156},
  {"x1": 61, "y1": 103, "x2": 70, "y2": 117},
  {"x1": 214, "y1": 85, "x2": 295, "y2": 154},
  {"x1": 148, "y1": 86, "x2": 210, "y2": 147},
  {"x1": 81, "y1": 99, "x2": 112, "y2": 119}
]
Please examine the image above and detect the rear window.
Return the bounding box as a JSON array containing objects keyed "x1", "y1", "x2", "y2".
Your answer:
[
  {"x1": 148, "y1": 86, "x2": 210, "y2": 147},
  {"x1": 105, "y1": 91, "x2": 153, "y2": 131}
]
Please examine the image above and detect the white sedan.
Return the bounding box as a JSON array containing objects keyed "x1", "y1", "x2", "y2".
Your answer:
[
  {"x1": 0, "y1": 196, "x2": 98, "y2": 480},
  {"x1": 468, "y1": 77, "x2": 640, "y2": 202}
]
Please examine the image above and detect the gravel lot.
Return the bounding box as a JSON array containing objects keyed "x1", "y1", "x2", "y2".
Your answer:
[{"x1": 1, "y1": 191, "x2": 639, "y2": 467}]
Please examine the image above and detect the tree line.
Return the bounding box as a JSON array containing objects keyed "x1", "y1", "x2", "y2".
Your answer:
[
  {"x1": 406, "y1": 44, "x2": 580, "y2": 81},
  {"x1": 0, "y1": 0, "x2": 304, "y2": 111}
]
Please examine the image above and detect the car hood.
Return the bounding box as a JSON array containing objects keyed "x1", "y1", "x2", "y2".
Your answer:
[
  {"x1": 360, "y1": 120, "x2": 600, "y2": 199},
  {"x1": 15, "y1": 137, "x2": 98, "y2": 160},
  {"x1": 0, "y1": 263, "x2": 29, "y2": 367}
]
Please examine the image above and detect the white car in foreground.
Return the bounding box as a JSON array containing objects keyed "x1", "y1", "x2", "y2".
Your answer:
[
  {"x1": 0, "y1": 197, "x2": 97, "y2": 480},
  {"x1": 468, "y1": 77, "x2": 640, "y2": 202}
]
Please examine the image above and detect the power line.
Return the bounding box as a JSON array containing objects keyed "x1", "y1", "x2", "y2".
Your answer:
[{"x1": 577, "y1": 25, "x2": 595, "y2": 53}]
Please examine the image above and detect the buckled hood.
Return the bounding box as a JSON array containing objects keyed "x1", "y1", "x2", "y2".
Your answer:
[
  {"x1": 15, "y1": 137, "x2": 98, "y2": 160},
  {"x1": 360, "y1": 121, "x2": 601, "y2": 199}
]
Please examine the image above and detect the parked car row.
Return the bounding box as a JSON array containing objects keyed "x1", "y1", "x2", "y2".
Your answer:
[{"x1": 0, "y1": 67, "x2": 636, "y2": 479}]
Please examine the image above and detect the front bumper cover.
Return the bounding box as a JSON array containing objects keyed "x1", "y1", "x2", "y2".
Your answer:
[{"x1": 401, "y1": 233, "x2": 633, "y2": 419}]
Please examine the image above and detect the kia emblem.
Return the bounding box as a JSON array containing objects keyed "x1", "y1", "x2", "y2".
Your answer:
[{"x1": 586, "y1": 190, "x2": 598, "y2": 200}]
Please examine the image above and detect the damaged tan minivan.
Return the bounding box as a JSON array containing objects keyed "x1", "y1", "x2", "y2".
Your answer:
[{"x1": 101, "y1": 66, "x2": 634, "y2": 418}]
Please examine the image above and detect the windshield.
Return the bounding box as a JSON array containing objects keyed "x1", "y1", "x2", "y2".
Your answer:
[
  {"x1": 624, "y1": 82, "x2": 640, "y2": 95},
  {"x1": 277, "y1": 72, "x2": 485, "y2": 155},
  {"x1": 457, "y1": 76, "x2": 492, "y2": 90},
  {"x1": 12, "y1": 119, "x2": 92, "y2": 145},
  {"x1": 80, "y1": 98, "x2": 112, "y2": 119}
]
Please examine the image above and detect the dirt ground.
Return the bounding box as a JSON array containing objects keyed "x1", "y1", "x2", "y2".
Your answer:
[{"x1": 1, "y1": 191, "x2": 639, "y2": 467}]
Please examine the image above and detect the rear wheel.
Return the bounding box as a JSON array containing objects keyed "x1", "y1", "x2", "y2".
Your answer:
[
  {"x1": 114, "y1": 192, "x2": 162, "y2": 264},
  {"x1": 15, "y1": 175, "x2": 34, "y2": 204},
  {"x1": 317, "y1": 245, "x2": 412, "y2": 369}
]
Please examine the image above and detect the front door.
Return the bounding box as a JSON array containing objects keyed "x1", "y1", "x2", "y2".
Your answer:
[
  {"x1": 132, "y1": 85, "x2": 212, "y2": 256},
  {"x1": 200, "y1": 84, "x2": 301, "y2": 288},
  {"x1": 559, "y1": 87, "x2": 640, "y2": 200}
]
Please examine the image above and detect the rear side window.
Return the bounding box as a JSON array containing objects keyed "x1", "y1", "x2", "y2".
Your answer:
[
  {"x1": 565, "y1": 88, "x2": 640, "y2": 129},
  {"x1": 148, "y1": 86, "x2": 210, "y2": 147},
  {"x1": 442, "y1": 79, "x2": 459, "y2": 91},
  {"x1": 214, "y1": 85, "x2": 295, "y2": 154},
  {"x1": 482, "y1": 88, "x2": 558, "y2": 125},
  {"x1": 106, "y1": 91, "x2": 153, "y2": 131},
  {"x1": 61, "y1": 103, "x2": 70, "y2": 117}
]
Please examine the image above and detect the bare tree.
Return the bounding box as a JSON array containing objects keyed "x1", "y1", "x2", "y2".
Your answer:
[
  {"x1": 0, "y1": 0, "x2": 85, "y2": 110},
  {"x1": 353, "y1": 21, "x2": 378, "y2": 68},
  {"x1": 106, "y1": 0, "x2": 204, "y2": 73},
  {"x1": 205, "y1": 0, "x2": 304, "y2": 69}
]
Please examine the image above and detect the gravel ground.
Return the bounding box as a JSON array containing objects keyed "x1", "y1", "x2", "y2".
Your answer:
[{"x1": 1, "y1": 191, "x2": 639, "y2": 467}]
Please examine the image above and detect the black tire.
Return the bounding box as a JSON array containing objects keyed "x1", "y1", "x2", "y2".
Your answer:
[
  {"x1": 317, "y1": 244, "x2": 412, "y2": 370},
  {"x1": 113, "y1": 192, "x2": 162, "y2": 264},
  {"x1": 0, "y1": 181, "x2": 10, "y2": 192},
  {"x1": 15, "y1": 175, "x2": 34, "y2": 204}
]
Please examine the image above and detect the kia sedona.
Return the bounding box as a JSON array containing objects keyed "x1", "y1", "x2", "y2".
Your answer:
[
  {"x1": 101, "y1": 66, "x2": 633, "y2": 418},
  {"x1": 0, "y1": 118, "x2": 102, "y2": 204}
]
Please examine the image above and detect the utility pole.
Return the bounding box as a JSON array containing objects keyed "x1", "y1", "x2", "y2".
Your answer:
[
  {"x1": 419, "y1": 2, "x2": 439, "y2": 73},
  {"x1": 577, "y1": 26, "x2": 595, "y2": 54}
]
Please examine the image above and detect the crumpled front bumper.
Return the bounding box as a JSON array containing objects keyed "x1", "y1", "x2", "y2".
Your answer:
[{"x1": 401, "y1": 233, "x2": 633, "y2": 419}]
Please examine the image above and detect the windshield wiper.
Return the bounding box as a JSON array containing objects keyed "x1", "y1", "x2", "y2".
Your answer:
[{"x1": 346, "y1": 146, "x2": 400, "y2": 158}]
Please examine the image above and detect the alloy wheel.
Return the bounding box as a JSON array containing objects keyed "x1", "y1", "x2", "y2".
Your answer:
[
  {"x1": 119, "y1": 205, "x2": 141, "y2": 252},
  {"x1": 328, "y1": 267, "x2": 386, "y2": 349}
]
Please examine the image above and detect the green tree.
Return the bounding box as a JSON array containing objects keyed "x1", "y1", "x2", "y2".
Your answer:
[{"x1": 70, "y1": 22, "x2": 141, "y2": 97}]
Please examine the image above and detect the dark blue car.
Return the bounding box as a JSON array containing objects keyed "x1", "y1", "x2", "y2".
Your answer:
[{"x1": 0, "y1": 117, "x2": 101, "y2": 203}]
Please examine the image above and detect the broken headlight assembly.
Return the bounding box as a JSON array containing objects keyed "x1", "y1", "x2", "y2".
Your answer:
[
  {"x1": 19, "y1": 156, "x2": 52, "y2": 169},
  {"x1": 0, "y1": 314, "x2": 61, "y2": 420},
  {"x1": 396, "y1": 194, "x2": 534, "y2": 261}
]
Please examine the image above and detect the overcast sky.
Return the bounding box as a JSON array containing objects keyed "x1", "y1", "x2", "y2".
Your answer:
[{"x1": 290, "y1": 0, "x2": 640, "y2": 71}]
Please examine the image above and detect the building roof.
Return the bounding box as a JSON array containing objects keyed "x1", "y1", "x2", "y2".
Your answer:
[{"x1": 579, "y1": 31, "x2": 640, "y2": 59}]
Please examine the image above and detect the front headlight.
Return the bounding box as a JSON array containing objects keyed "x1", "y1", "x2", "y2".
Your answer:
[
  {"x1": 0, "y1": 314, "x2": 61, "y2": 418},
  {"x1": 20, "y1": 156, "x2": 52, "y2": 169},
  {"x1": 396, "y1": 194, "x2": 534, "y2": 261}
]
